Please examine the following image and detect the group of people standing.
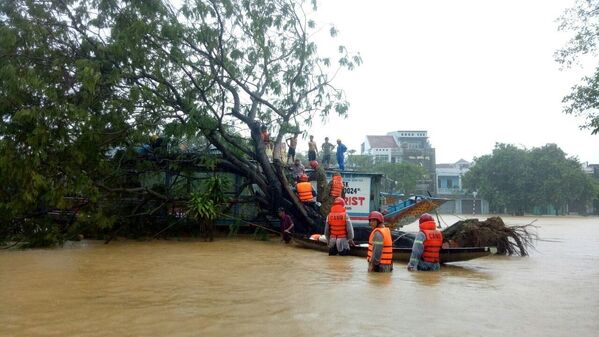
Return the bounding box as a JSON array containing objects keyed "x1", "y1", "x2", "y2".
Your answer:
[
  {"x1": 260, "y1": 126, "x2": 348, "y2": 171},
  {"x1": 302, "y1": 136, "x2": 347, "y2": 171}
]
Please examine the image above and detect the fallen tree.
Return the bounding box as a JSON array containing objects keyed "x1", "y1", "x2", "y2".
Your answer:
[
  {"x1": 0, "y1": 0, "x2": 360, "y2": 246},
  {"x1": 442, "y1": 217, "x2": 538, "y2": 256}
]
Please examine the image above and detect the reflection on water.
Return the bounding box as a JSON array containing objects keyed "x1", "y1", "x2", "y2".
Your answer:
[{"x1": 1, "y1": 216, "x2": 598, "y2": 337}]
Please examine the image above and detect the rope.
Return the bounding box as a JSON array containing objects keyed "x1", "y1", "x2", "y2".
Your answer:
[
  {"x1": 392, "y1": 232, "x2": 410, "y2": 243},
  {"x1": 218, "y1": 212, "x2": 281, "y2": 235}
]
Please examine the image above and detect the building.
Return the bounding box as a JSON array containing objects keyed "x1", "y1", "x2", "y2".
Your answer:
[
  {"x1": 435, "y1": 159, "x2": 489, "y2": 215},
  {"x1": 361, "y1": 135, "x2": 399, "y2": 163},
  {"x1": 436, "y1": 159, "x2": 471, "y2": 195},
  {"x1": 361, "y1": 130, "x2": 436, "y2": 193}
]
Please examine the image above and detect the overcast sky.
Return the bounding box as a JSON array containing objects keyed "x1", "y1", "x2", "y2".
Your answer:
[{"x1": 296, "y1": 0, "x2": 599, "y2": 164}]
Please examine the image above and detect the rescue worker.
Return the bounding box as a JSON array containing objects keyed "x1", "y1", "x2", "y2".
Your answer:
[
  {"x1": 407, "y1": 213, "x2": 443, "y2": 271},
  {"x1": 367, "y1": 211, "x2": 393, "y2": 272},
  {"x1": 294, "y1": 174, "x2": 321, "y2": 218},
  {"x1": 324, "y1": 197, "x2": 355, "y2": 256},
  {"x1": 329, "y1": 171, "x2": 343, "y2": 198},
  {"x1": 295, "y1": 174, "x2": 315, "y2": 203}
]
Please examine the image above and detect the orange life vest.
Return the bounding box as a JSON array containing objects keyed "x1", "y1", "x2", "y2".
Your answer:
[
  {"x1": 296, "y1": 182, "x2": 313, "y2": 202},
  {"x1": 367, "y1": 227, "x2": 393, "y2": 265},
  {"x1": 328, "y1": 204, "x2": 347, "y2": 238},
  {"x1": 419, "y1": 221, "x2": 443, "y2": 263},
  {"x1": 330, "y1": 175, "x2": 343, "y2": 197}
]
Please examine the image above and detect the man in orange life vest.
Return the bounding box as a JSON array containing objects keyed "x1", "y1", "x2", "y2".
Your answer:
[
  {"x1": 328, "y1": 171, "x2": 343, "y2": 199},
  {"x1": 295, "y1": 174, "x2": 316, "y2": 203},
  {"x1": 294, "y1": 174, "x2": 320, "y2": 217},
  {"x1": 407, "y1": 213, "x2": 443, "y2": 271},
  {"x1": 324, "y1": 197, "x2": 354, "y2": 255},
  {"x1": 367, "y1": 211, "x2": 393, "y2": 272}
]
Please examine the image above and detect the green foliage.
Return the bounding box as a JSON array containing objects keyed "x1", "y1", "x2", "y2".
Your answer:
[
  {"x1": 556, "y1": 0, "x2": 599, "y2": 134},
  {"x1": 188, "y1": 192, "x2": 218, "y2": 221},
  {"x1": 187, "y1": 176, "x2": 230, "y2": 221},
  {"x1": 374, "y1": 162, "x2": 428, "y2": 194},
  {"x1": 349, "y1": 156, "x2": 427, "y2": 194},
  {"x1": 463, "y1": 143, "x2": 594, "y2": 214},
  {"x1": 1, "y1": 0, "x2": 358, "y2": 245}
]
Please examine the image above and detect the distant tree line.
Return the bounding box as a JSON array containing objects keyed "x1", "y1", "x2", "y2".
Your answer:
[{"x1": 463, "y1": 143, "x2": 599, "y2": 215}]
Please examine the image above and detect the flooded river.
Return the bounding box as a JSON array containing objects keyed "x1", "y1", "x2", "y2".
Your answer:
[{"x1": 1, "y1": 216, "x2": 598, "y2": 337}]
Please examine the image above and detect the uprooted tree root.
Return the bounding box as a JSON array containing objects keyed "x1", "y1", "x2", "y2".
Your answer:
[{"x1": 442, "y1": 217, "x2": 538, "y2": 256}]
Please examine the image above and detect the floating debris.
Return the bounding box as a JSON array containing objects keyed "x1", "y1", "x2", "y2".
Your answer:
[{"x1": 442, "y1": 217, "x2": 538, "y2": 256}]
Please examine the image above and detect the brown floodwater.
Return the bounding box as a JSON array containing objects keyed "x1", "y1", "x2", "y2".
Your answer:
[{"x1": 1, "y1": 215, "x2": 598, "y2": 337}]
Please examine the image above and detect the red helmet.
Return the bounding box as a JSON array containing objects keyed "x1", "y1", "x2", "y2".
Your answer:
[
  {"x1": 309, "y1": 160, "x2": 318, "y2": 169},
  {"x1": 333, "y1": 197, "x2": 345, "y2": 206},
  {"x1": 368, "y1": 211, "x2": 384, "y2": 224},
  {"x1": 299, "y1": 174, "x2": 309, "y2": 182},
  {"x1": 419, "y1": 213, "x2": 434, "y2": 224}
]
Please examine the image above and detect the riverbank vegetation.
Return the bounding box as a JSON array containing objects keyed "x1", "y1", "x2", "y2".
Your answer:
[{"x1": 463, "y1": 143, "x2": 599, "y2": 215}]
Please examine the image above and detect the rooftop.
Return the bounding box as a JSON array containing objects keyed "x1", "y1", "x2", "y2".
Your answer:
[{"x1": 366, "y1": 135, "x2": 398, "y2": 149}]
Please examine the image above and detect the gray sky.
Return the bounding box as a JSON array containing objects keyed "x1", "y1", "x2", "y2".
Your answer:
[{"x1": 299, "y1": 0, "x2": 599, "y2": 164}]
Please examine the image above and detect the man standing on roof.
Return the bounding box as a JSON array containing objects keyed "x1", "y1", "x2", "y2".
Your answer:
[
  {"x1": 324, "y1": 197, "x2": 355, "y2": 256},
  {"x1": 407, "y1": 213, "x2": 443, "y2": 271},
  {"x1": 336, "y1": 139, "x2": 348, "y2": 171},
  {"x1": 367, "y1": 211, "x2": 393, "y2": 272},
  {"x1": 321, "y1": 137, "x2": 335, "y2": 169},
  {"x1": 308, "y1": 135, "x2": 318, "y2": 162},
  {"x1": 286, "y1": 133, "x2": 298, "y2": 164}
]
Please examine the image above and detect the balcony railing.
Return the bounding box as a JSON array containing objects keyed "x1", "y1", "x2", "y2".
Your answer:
[{"x1": 437, "y1": 187, "x2": 465, "y2": 195}]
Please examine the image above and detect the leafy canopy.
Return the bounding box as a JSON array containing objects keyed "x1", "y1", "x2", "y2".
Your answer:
[
  {"x1": 463, "y1": 143, "x2": 594, "y2": 214},
  {"x1": 556, "y1": 0, "x2": 599, "y2": 134}
]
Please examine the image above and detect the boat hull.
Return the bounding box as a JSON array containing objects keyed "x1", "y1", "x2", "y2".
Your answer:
[{"x1": 291, "y1": 236, "x2": 493, "y2": 263}]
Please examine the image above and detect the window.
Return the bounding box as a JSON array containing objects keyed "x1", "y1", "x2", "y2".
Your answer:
[{"x1": 375, "y1": 155, "x2": 388, "y2": 163}]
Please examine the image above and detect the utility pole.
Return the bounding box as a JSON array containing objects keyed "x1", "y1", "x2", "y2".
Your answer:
[{"x1": 472, "y1": 191, "x2": 478, "y2": 216}]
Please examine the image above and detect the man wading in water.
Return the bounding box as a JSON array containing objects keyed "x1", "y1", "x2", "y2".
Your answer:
[
  {"x1": 324, "y1": 197, "x2": 355, "y2": 255},
  {"x1": 407, "y1": 213, "x2": 443, "y2": 271},
  {"x1": 278, "y1": 207, "x2": 294, "y2": 244},
  {"x1": 367, "y1": 211, "x2": 393, "y2": 272}
]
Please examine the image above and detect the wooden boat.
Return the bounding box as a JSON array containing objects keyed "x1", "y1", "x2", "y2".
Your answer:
[
  {"x1": 291, "y1": 235, "x2": 494, "y2": 264},
  {"x1": 382, "y1": 195, "x2": 450, "y2": 229}
]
